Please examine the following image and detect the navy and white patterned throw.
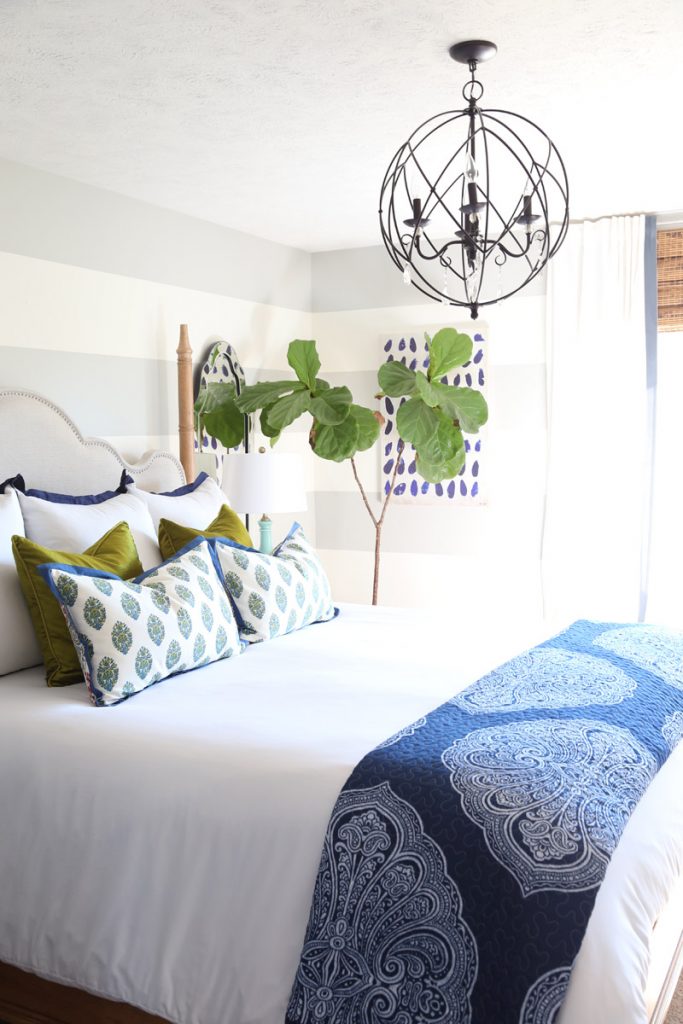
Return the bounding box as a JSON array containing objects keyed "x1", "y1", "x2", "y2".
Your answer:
[{"x1": 286, "y1": 621, "x2": 683, "y2": 1024}]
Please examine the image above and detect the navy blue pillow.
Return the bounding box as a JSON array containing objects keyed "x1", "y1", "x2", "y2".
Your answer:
[{"x1": 9, "y1": 469, "x2": 129, "y2": 504}]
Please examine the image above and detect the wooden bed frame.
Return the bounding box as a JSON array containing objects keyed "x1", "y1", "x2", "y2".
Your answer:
[
  {"x1": 176, "y1": 323, "x2": 196, "y2": 484},
  {"x1": 0, "y1": 961, "x2": 170, "y2": 1024},
  {"x1": 652, "y1": 920, "x2": 683, "y2": 1024}
]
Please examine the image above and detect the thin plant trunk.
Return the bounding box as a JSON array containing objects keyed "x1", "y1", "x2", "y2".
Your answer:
[{"x1": 351, "y1": 440, "x2": 404, "y2": 605}]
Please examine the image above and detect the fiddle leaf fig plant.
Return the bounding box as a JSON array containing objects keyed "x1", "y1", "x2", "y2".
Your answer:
[
  {"x1": 235, "y1": 342, "x2": 379, "y2": 460},
  {"x1": 204, "y1": 328, "x2": 488, "y2": 604}
]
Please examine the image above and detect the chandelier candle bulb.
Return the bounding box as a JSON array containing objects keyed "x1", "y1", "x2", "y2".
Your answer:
[
  {"x1": 379, "y1": 38, "x2": 569, "y2": 319},
  {"x1": 465, "y1": 152, "x2": 478, "y2": 181}
]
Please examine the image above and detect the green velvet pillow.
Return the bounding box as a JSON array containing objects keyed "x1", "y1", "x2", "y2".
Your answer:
[
  {"x1": 12, "y1": 521, "x2": 143, "y2": 687},
  {"x1": 158, "y1": 504, "x2": 253, "y2": 560}
]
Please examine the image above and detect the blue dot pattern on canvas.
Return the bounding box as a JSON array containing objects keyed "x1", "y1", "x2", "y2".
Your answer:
[
  {"x1": 41, "y1": 538, "x2": 244, "y2": 707},
  {"x1": 214, "y1": 524, "x2": 336, "y2": 644},
  {"x1": 381, "y1": 331, "x2": 486, "y2": 502}
]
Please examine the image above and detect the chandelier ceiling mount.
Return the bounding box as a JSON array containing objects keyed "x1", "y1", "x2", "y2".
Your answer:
[{"x1": 448, "y1": 39, "x2": 498, "y2": 66}]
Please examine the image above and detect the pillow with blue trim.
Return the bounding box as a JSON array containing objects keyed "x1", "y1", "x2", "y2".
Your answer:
[
  {"x1": 15, "y1": 479, "x2": 160, "y2": 570},
  {"x1": 127, "y1": 472, "x2": 225, "y2": 532},
  {"x1": 10, "y1": 469, "x2": 129, "y2": 503},
  {"x1": 214, "y1": 523, "x2": 336, "y2": 643},
  {"x1": 40, "y1": 538, "x2": 244, "y2": 706}
]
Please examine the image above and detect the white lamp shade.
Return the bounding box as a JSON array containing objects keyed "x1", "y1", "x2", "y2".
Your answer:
[{"x1": 222, "y1": 452, "x2": 307, "y2": 515}]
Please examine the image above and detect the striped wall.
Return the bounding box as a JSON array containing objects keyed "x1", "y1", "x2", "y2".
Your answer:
[
  {"x1": 0, "y1": 156, "x2": 549, "y2": 625},
  {"x1": 0, "y1": 157, "x2": 316, "y2": 543}
]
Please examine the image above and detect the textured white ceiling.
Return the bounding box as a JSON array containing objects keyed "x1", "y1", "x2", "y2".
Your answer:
[{"x1": 0, "y1": 0, "x2": 682, "y2": 251}]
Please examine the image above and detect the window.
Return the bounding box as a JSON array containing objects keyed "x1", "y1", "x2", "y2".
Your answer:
[{"x1": 657, "y1": 228, "x2": 683, "y2": 332}]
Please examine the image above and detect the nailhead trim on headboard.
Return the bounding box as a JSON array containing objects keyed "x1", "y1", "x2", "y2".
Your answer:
[{"x1": 0, "y1": 389, "x2": 186, "y2": 492}]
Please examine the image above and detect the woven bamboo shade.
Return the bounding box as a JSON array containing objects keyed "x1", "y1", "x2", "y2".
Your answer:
[{"x1": 657, "y1": 229, "x2": 683, "y2": 332}]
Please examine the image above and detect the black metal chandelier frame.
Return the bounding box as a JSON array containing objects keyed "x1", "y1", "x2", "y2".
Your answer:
[{"x1": 379, "y1": 40, "x2": 570, "y2": 319}]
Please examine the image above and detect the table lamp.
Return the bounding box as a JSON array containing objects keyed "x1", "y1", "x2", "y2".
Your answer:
[{"x1": 221, "y1": 450, "x2": 307, "y2": 553}]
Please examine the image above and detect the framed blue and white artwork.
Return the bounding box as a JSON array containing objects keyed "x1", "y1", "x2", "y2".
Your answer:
[{"x1": 380, "y1": 327, "x2": 487, "y2": 505}]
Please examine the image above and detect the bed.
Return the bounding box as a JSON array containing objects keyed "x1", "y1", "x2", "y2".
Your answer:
[{"x1": 0, "y1": 390, "x2": 681, "y2": 1024}]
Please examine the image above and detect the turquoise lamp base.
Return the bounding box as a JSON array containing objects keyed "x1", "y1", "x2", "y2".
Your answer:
[{"x1": 258, "y1": 515, "x2": 272, "y2": 554}]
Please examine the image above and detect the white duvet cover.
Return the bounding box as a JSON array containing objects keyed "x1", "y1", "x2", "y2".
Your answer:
[{"x1": 0, "y1": 605, "x2": 681, "y2": 1024}]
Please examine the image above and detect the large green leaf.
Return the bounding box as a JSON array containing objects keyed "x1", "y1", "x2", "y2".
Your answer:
[
  {"x1": 235, "y1": 379, "x2": 304, "y2": 413},
  {"x1": 310, "y1": 385, "x2": 353, "y2": 425},
  {"x1": 194, "y1": 382, "x2": 245, "y2": 449},
  {"x1": 418, "y1": 411, "x2": 464, "y2": 465},
  {"x1": 431, "y1": 382, "x2": 489, "y2": 433},
  {"x1": 396, "y1": 397, "x2": 440, "y2": 447},
  {"x1": 312, "y1": 416, "x2": 360, "y2": 462},
  {"x1": 201, "y1": 402, "x2": 245, "y2": 450},
  {"x1": 416, "y1": 445, "x2": 467, "y2": 483},
  {"x1": 348, "y1": 404, "x2": 380, "y2": 452},
  {"x1": 288, "y1": 340, "x2": 321, "y2": 390},
  {"x1": 427, "y1": 328, "x2": 473, "y2": 380},
  {"x1": 266, "y1": 389, "x2": 312, "y2": 431},
  {"x1": 259, "y1": 405, "x2": 279, "y2": 438},
  {"x1": 194, "y1": 380, "x2": 235, "y2": 412},
  {"x1": 377, "y1": 360, "x2": 418, "y2": 397},
  {"x1": 414, "y1": 371, "x2": 440, "y2": 408},
  {"x1": 259, "y1": 407, "x2": 281, "y2": 447}
]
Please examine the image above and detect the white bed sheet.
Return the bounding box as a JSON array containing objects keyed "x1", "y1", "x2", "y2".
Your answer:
[{"x1": 0, "y1": 604, "x2": 681, "y2": 1024}]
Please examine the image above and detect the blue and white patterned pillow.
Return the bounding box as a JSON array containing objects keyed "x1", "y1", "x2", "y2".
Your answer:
[
  {"x1": 214, "y1": 523, "x2": 336, "y2": 643},
  {"x1": 41, "y1": 538, "x2": 244, "y2": 706}
]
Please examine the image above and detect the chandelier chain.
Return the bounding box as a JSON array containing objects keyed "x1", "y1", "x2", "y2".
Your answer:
[{"x1": 462, "y1": 78, "x2": 484, "y2": 105}]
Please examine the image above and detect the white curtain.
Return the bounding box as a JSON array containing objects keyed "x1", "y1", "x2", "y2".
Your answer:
[{"x1": 542, "y1": 215, "x2": 647, "y2": 626}]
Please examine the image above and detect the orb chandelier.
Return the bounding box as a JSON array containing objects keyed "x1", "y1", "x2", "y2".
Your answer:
[{"x1": 379, "y1": 40, "x2": 569, "y2": 319}]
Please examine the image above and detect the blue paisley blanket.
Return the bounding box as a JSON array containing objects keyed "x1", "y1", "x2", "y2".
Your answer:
[{"x1": 286, "y1": 621, "x2": 683, "y2": 1024}]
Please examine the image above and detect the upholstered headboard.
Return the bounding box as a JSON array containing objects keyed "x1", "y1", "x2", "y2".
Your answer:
[{"x1": 0, "y1": 390, "x2": 185, "y2": 493}]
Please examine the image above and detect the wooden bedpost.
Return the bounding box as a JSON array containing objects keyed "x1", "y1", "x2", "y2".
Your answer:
[{"x1": 177, "y1": 324, "x2": 195, "y2": 482}]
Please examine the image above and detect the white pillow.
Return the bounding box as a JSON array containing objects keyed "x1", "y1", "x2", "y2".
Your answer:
[
  {"x1": 42, "y1": 539, "x2": 244, "y2": 706},
  {"x1": 0, "y1": 489, "x2": 42, "y2": 675},
  {"x1": 129, "y1": 473, "x2": 225, "y2": 532},
  {"x1": 16, "y1": 489, "x2": 160, "y2": 570}
]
